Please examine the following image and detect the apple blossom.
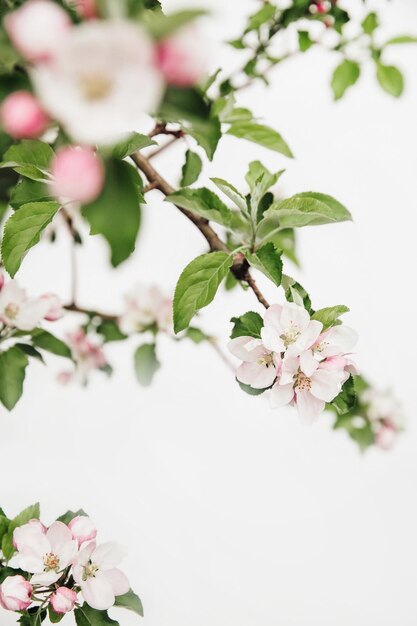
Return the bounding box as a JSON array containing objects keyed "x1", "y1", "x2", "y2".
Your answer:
[
  {"x1": 361, "y1": 388, "x2": 404, "y2": 450},
  {"x1": 0, "y1": 576, "x2": 33, "y2": 612},
  {"x1": 73, "y1": 541, "x2": 129, "y2": 610},
  {"x1": 0, "y1": 91, "x2": 49, "y2": 139},
  {"x1": 157, "y1": 25, "x2": 207, "y2": 87},
  {"x1": 41, "y1": 293, "x2": 64, "y2": 321},
  {"x1": 64, "y1": 328, "x2": 108, "y2": 383},
  {"x1": 69, "y1": 515, "x2": 97, "y2": 546},
  {"x1": 4, "y1": 0, "x2": 72, "y2": 63},
  {"x1": 67, "y1": 0, "x2": 97, "y2": 19},
  {"x1": 0, "y1": 281, "x2": 49, "y2": 331},
  {"x1": 261, "y1": 303, "x2": 323, "y2": 357},
  {"x1": 13, "y1": 519, "x2": 46, "y2": 551},
  {"x1": 228, "y1": 336, "x2": 280, "y2": 389},
  {"x1": 14, "y1": 520, "x2": 78, "y2": 585},
  {"x1": 50, "y1": 147, "x2": 104, "y2": 204},
  {"x1": 50, "y1": 587, "x2": 77, "y2": 614},
  {"x1": 270, "y1": 355, "x2": 345, "y2": 422},
  {"x1": 120, "y1": 284, "x2": 173, "y2": 334},
  {"x1": 32, "y1": 20, "x2": 163, "y2": 145}
]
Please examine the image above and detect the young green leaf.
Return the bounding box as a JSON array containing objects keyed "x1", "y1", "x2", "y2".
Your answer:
[
  {"x1": 245, "y1": 4, "x2": 275, "y2": 31},
  {"x1": 114, "y1": 589, "x2": 144, "y2": 616},
  {"x1": 311, "y1": 305, "x2": 349, "y2": 329},
  {"x1": 185, "y1": 326, "x2": 211, "y2": 343},
  {"x1": 30, "y1": 329, "x2": 72, "y2": 358},
  {"x1": 376, "y1": 63, "x2": 404, "y2": 97},
  {"x1": 180, "y1": 150, "x2": 202, "y2": 186},
  {"x1": 0, "y1": 345, "x2": 29, "y2": 411},
  {"x1": 74, "y1": 606, "x2": 120, "y2": 626},
  {"x1": 227, "y1": 122, "x2": 293, "y2": 158},
  {"x1": 48, "y1": 605, "x2": 64, "y2": 623},
  {"x1": 331, "y1": 60, "x2": 360, "y2": 100},
  {"x1": 9, "y1": 178, "x2": 51, "y2": 210},
  {"x1": 384, "y1": 35, "x2": 417, "y2": 46},
  {"x1": 281, "y1": 274, "x2": 313, "y2": 313},
  {"x1": 230, "y1": 311, "x2": 263, "y2": 339},
  {"x1": 111, "y1": 132, "x2": 156, "y2": 159},
  {"x1": 83, "y1": 159, "x2": 142, "y2": 267},
  {"x1": 165, "y1": 187, "x2": 231, "y2": 226},
  {"x1": 144, "y1": 9, "x2": 207, "y2": 39},
  {"x1": 57, "y1": 509, "x2": 88, "y2": 525},
  {"x1": 245, "y1": 161, "x2": 283, "y2": 194},
  {"x1": 0, "y1": 140, "x2": 54, "y2": 181},
  {"x1": 96, "y1": 320, "x2": 127, "y2": 343},
  {"x1": 174, "y1": 252, "x2": 233, "y2": 333},
  {"x1": 263, "y1": 192, "x2": 351, "y2": 229},
  {"x1": 238, "y1": 381, "x2": 268, "y2": 395},
  {"x1": 362, "y1": 12, "x2": 378, "y2": 35},
  {"x1": 247, "y1": 243, "x2": 283, "y2": 286},
  {"x1": 1, "y1": 201, "x2": 60, "y2": 276},
  {"x1": 134, "y1": 343, "x2": 160, "y2": 387},
  {"x1": 298, "y1": 30, "x2": 313, "y2": 52},
  {"x1": 210, "y1": 177, "x2": 247, "y2": 213}
]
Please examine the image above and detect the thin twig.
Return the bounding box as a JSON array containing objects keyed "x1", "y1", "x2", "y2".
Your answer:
[
  {"x1": 64, "y1": 303, "x2": 118, "y2": 322},
  {"x1": 148, "y1": 135, "x2": 182, "y2": 159}
]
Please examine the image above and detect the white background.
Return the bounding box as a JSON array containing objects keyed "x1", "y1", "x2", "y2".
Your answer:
[{"x1": 2, "y1": 0, "x2": 417, "y2": 624}]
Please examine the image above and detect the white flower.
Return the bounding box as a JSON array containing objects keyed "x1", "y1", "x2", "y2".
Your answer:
[
  {"x1": 120, "y1": 284, "x2": 172, "y2": 334},
  {"x1": 261, "y1": 302, "x2": 323, "y2": 357},
  {"x1": 73, "y1": 542, "x2": 129, "y2": 610},
  {"x1": 32, "y1": 20, "x2": 163, "y2": 146},
  {"x1": 361, "y1": 388, "x2": 404, "y2": 431},
  {"x1": 228, "y1": 336, "x2": 280, "y2": 389},
  {"x1": 0, "y1": 281, "x2": 48, "y2": 331},
  {"x1": 14, "y1": 521, "x2": 78, "y2": 586}
]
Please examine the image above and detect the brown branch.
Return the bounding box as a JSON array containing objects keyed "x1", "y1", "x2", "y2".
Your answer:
[
  {"x1": 130, "y1": 151, "x2": 270, "y2": 309},
  {"x1": 64, "y1": 303, "x2": 118, "y2": 322},
  {"x1": 148, "y1": 135, "x2": 182, "y2": 159}
]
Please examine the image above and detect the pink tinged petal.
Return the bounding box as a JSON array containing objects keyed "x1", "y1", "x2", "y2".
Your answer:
[
  {"x1": 310, "y1": 369, "x2": 343, "y2": 402},
  {"x1": 81, "y1": 575, "x2": 115, "y2": 611},
  {"x1": 326, "y1": 325, "x2": 358, "y2": 353},
  {"x1": 376, "y1": 426, "x2": 397, "y2": 450},
  {"x1": 291, "y1": 319, "x2": 323, "y2": 355},
  {"x1": 101, "y1": 569, "x2": 130, "y2": 596},
  {"x1": 13, "y1": 520, "x2": 46, "y2": 551},
  {"x1": 260, "y1": 326, "x2": 285, "y2": 353},
  {"x1": 236, "y1": 362, "x2": 276, "y2": 389},
  {"x1": 280, "y1": 302, "x2": 310, "y2": 332},
  {"x1": 72, "y1": 541, "x2": 96, "y2": 584},
  {"x1": 319, "y1": 355, "x2": 347, "y2": 370},
  {"x1": 31, "y1": 570, "x2": 61, "y2": 586},
  {"x1": 92, "y1": 542, "x2": 125, "y2": 570},
  {"x1": 262, "y1": 304, "x2": 283, "y2": 333},
  {"x1": 0, "y1": 576, "x2": 33, "y2": 611},
  {"x1": 299, "y1": 350, "x2": 319, "y2": 377},
  {"x1": 295, "y1": 390, "x2": 325, "y2": 423},
  {"x1": 270, "y1": 382, "x2": 294, "y2": 408},
  {"x1": 50, "y1": 587, "x2": 77, "y2": 614},
  {"x1": 228, "y1": 336, "x2": 265, "y2": 362},
  {"x1": 57, "y1": 539, "x2": 78, "y2": 570},
  {"x1": 279, "y1": 356, "x2": 299, "y2": 386},
  {"x1": 15, "y1": 298, "x2": 49, "y2": 331},
  {"x1": 69, "y1": 515, "x2": 97, "y2": 546},
  {"x1": 46, "y1": 521, "x2": 73, "y2": 554}
]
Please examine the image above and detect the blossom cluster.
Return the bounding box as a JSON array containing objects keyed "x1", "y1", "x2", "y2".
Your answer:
[
  {"x1": 0, "y1": 273, "x2": 62, "y2": 332},
  {"x1": 0, "y1": 514, "x2": 131, "y2": 617},
  {"x1": 361, "y1": 387, "x2": 404, "y2": 450},
  {"x1": 0, "y1": 0, "x2": 206, "y2": 204},
  {"x1": 119, "y1": 283, "x2": 173, "y2": 335},
  {"x1": 229, "y1": 302, "x2": 358, "y2": 422}
]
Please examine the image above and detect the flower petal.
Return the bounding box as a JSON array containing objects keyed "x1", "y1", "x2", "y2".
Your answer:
[
  {"x1": 260, "y1": 326, "x2": 285, "y2": 353},
  {"x1": 81, "y1": 575, "x2": 115, "y2": 611},
  {"x1": 270, "y1": 382, "x2": 294, "y2": 408},
  {"x1": 92, "y1": 542, "x2": 125, "y2": 570},
  {"x1": 101, "y1": 569, "x2": 130, "y2": 596},
  {"x1": 295, "y1": 390, "x2": 324, "y2": 423},
  {"x1": 228, "y1": 336, "x2": 265, "y2": 362},
  {"x1": 280, "y1": 302, "x2": 310, "y2": 332},
  {"x1": 299, "y1": 350, "x2": 319, "y2": 377},
  {"x1": 310, "y1": 369, "x2": 343, "y2": 402}
]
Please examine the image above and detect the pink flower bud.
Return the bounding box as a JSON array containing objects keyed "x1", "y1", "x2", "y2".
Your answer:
[
  {"x1": 0, "y1": 271, "x2": 4, "y2": 291},
  {"x1": 5, "y1": 0, "x2": 72, "y2": 63},
  {"x1": 50, "y1": 587, "x2": 77, "y2": 614},
  {"x1": 0, "y1": 576, "x2": 33, "y2": 612},
  {"x1": 68, "y1": 515, "x2": 97, "y2": 546},
  {"x1": 157, "y1": 26, "x2": 207, "y2": 87},
  {"x1": 50, "y1": 146, "x2": 104, "y2": 204},
  {"x1": 70, "y1": 0, "x2": 98, "y2": 19},
  {"x1": 40, "y1": 293, "x2": 64, "y2": 321},
  {"x1": 0, "y1": 91, "x2": 49, "y2": 140}
]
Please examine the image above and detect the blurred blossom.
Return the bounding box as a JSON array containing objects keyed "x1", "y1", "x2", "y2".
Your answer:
[
  {"x1": 50, "y1": 146, "x2": 104, "y2": 204},
  {"x1": 119, "y1": 284, "x2": 173, "y2": 334},
  {"x1": 32, "y1": 20, "x2": 164, "y2": 146},
  {"x1": 157, "y1": 25, "x2": 208, "y2": 87},
  {"x1": 0, "y1": 91, "x2": 49, "y2": 139}
]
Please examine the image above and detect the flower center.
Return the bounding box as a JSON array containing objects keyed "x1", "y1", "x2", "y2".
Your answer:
[
  {"x1": 4, "y1": 302, "x2": 19, "y2": 319},
  {"x1": 43, "y1": 552, "x2": 60, "y2": 573},
  {"x1": 82, "y1": 561, "x2": 100, "y2": 581},
  {"x1": 257, "y1": 352, "x2": 275, "y2": 368},
  {"x1": 280, "y1": 323, "x2": 301, "y2": 348},
  {"x1": 78, "y1": 73, "x2": 113, "y2": 101},
  {"x1": 294, "y1": 370, "x2": 311, "y2": 391},
  {"x1": 314, "y1": 340, "x2": 329, "y2": 354}
]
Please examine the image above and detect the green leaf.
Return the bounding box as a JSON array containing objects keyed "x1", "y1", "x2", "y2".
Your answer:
[
  {"x1": 230, "y1": 311, "x2": 263, "y2": 339},
  {"x1": 187, "y1": 117, "x2": 221, "y2": 161},
  {"x1": 384, "y1": 35, "x2": 417, "y2": 45},
  {"x1": 1, "y1": 201, "x2": 60, "y2": 276},
  {"x1": 331, "y1": 377, "x2": 357, "y2": 416},
  {"x1": 2, "y1": 502, "x2": 40, "y2": 560},
  {"x1": 111, "y1": 133, "x2": 156, "y2": 159},
  {"x1": 134, "y1": 343, "x2": 160, "y2": 387},
  {"x1": 210, "y1": 177, "x2": 247, "y2": 213},
  {"x1": 56, "y1": 509, "x2": 87, "y2": 524},
  {"x1": 174, "y1": 252, "x2": 232, "y2": 333},
  {"x1": 48, "y1": 605, "x2": 64, "y2": 623},
  {"x1": 247, "y1": 243, "x2": 282, "y2": 286},
  {"x1": 75, "y1": 606, "x2": 119, "y2": 626},
  {"x1": 180, "y1": 150, "x2": 202, "y2": 186},
  {"x1": 245, "y1": 161, "x2": 283, "y2": 194},
  {"x1": 30, "y1": 329, "x2": 72, "y2": 358},
  {"x1": 238, "y1": 380, "x2": 268, "y2": 396},
  {"x1": 9, "y1": 179, "x2": 51, "y2": 210},
  {"x1": 227, "y1": 122, "x2": 293, "y2": 158},
  {"x1": 166, "y1": 187, "x2": 231, "y2": 226},
  {"x1": 376, "y1": 63, "x2": 404, "y2": 97},
  {"x1": 0, "y1": 140, "x2": 54, "y2": 180},
  {"x1": 96, "y1": 320, "x2": 127, "y2": 342},
  {"x1": 298, "y1": 30, "x2": 313, "y2": 52},
  {"x1": 83, "y1": 159, "x2": 142, "y2": 267},
  {"x1": 185, "y1": 326, "x2": 210, "y2": 343},
  {"x1": 245, "y1": 4, "x2": 275, "y2": 31},
  {"x1": 331, "y1": 60, "x2": 360, "y2": 100},
  {"x1": 0, "y1": 514, "x2": 9, "y2": 544},
  {"x1": 0, "y1": 566, "x2": 29, "y2": 584},
  {"x1": 263, "y1": 192, "x2": 351, "y2": 229},
  {"x1": 145, "y1": 9, "x2": 207, "y2": 39},
  {"x1": 362, "y1": 12, "x2": 378, "y2": 35},
  {"x1": 311, "y1": 305, "x2": 349, "y2": 329},
  {"x1": 0, "y1": 346, "x2": 29, "y2": 411},
  {"x1": 281, "y1": 275, "x2": 312, "y2": 313},
  {"x1": 114, "y1": 589, "x2": 144, "y2": 616},
  {"x1": 15, "y1": 343, "x2": 45, "y2": 363}
]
